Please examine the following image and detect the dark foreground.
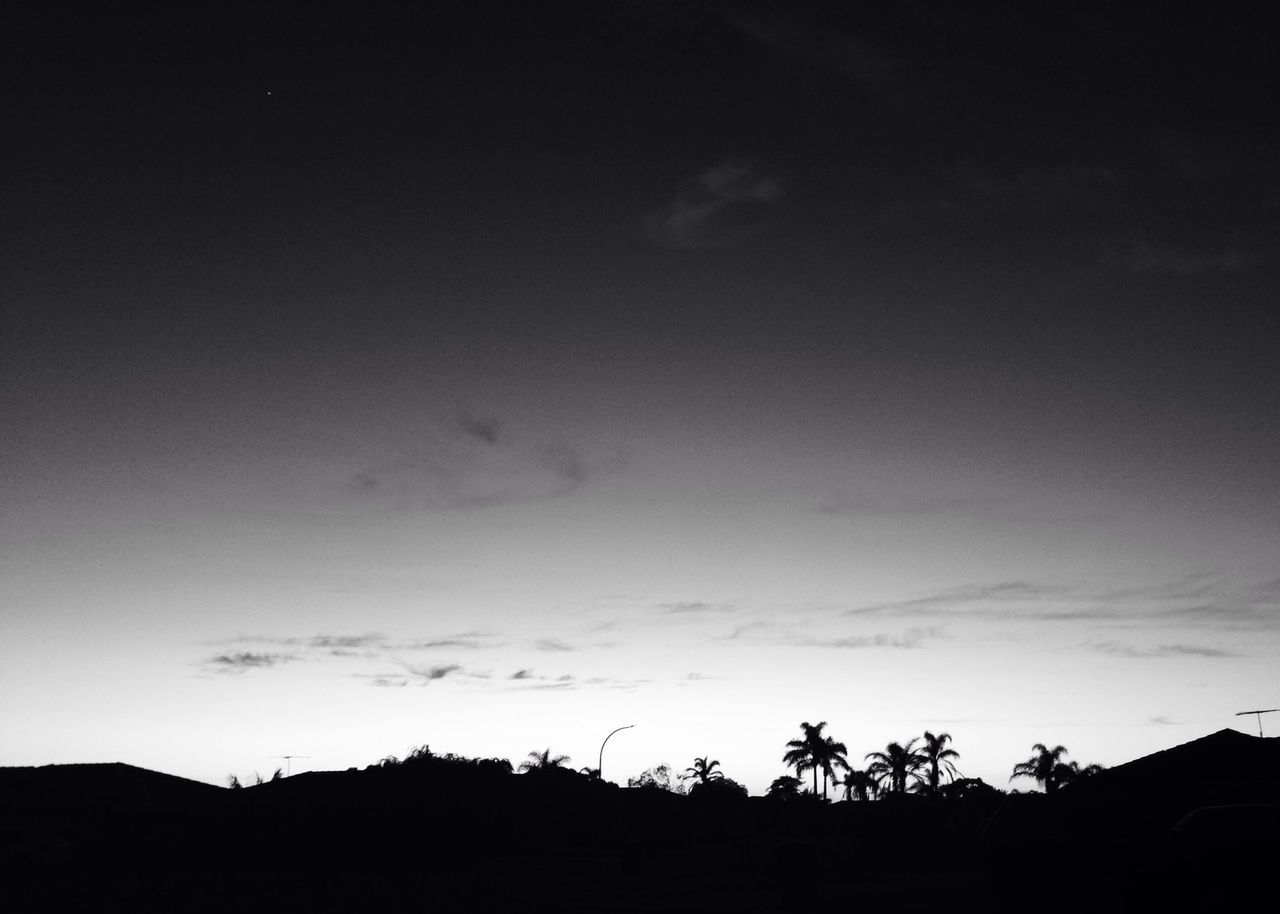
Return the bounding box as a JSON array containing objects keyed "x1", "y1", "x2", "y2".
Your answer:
[{"x1": 4, "y1": 731, "x2": 1279, "y2": 913}]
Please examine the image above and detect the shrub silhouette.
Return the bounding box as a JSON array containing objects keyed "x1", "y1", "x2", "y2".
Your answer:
[{"x1": 767, "y1": 775, "x2": 802, "y2": 799}]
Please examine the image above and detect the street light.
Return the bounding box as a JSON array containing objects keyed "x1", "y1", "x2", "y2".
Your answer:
[{"x1": 598, "y1": 724, "x2": 634, "y2": 784}]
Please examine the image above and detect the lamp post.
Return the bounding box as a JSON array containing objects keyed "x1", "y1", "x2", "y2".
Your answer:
[{"x1": 598, "y1": 724, "x2": 634, "y2": 784}]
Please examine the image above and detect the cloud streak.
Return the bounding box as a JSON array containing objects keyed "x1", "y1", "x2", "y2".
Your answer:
[
  {"x1": 722, "y1": 621, "x2": 944, "y2": 650},
  {"x1": 842, "y1": 573, "x2": 1280, "y2": 630},
  {"x1": 1083, "y1": 640, "x2": 1239, "y2": 659},
  {"x1": 202, "y1": 651, "x2": 296, "y2": 673},
  {"x1": 645, "y1": 159, "x2": 783, "y2": 250},
  {"x1": 342, "y1": 415, "x2": 618, "y2": 512}
]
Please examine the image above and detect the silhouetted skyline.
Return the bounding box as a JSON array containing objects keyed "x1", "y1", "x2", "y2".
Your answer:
[{"x1": 3, "y1": 3, "x2": 1278, "y2": 793}]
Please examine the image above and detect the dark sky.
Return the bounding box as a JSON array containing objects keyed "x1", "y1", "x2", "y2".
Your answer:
[
  {"x1": 4, "y1": 3, "x2": 1279, "y2": 786},
  {"x1": 8, "y1": 2, "x2": 1278, "y2": 378}
]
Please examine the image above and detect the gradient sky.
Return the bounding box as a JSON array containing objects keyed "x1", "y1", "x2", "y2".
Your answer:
[{"x1": 4, "y1": 3, "x2": 1279, "y2": 792}]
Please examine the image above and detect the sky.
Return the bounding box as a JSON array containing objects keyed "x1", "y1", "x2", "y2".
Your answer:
[{"x1": 3, "y1": 2, "x2": 1279, "y2": 794}]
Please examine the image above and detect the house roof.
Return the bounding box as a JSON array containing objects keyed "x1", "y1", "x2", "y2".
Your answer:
[{"x1": 0, "y1": 762, "x2": 224, "y2": 812}]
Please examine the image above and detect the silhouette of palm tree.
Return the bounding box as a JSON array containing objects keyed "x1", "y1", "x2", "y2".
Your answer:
[
  {"x1": 839, "y1": 767, "x2": 879, "y2": 802},
  {"x1": 519, "y1": 748, "x2": 570, "y2": 772},
  {"x1": 1010, "y1": 743, "x2": 1070, "y2": 793},
  {"x1": 784, "y1": 721, "x2": 849, "y2": 799},
  {"x1": 682, "y1": 756, "x2": 724, "y2": 786},
  {"x1": 818, "y1": 734, "x2": 849, "y2": 799},
  {"x1": 783, "y1": 721, "x2": 828, "y2": 798},
  {"x1": 920, "y1": 731, "x2": 961, "y2": 795},
  {"x1": 1054, "y1": 760, "x2": 1106, "y2": 789},
  {"x1": 865, "y1": 739, "x2": 927, "y2": 795}
]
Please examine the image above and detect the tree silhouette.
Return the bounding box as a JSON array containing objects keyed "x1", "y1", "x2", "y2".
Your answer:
[
  {"x1": 519, "y1": 748, "x2": 570, "y2": 772},
  {"x1": 579, "y1": 765, "x2": 600, "y2": 779},
  {"x1": 628, "y1": 764, "x2": 685, "y2": 793},
  {"x1": 865, "y1": 739, "x2": 927, "y2": 795},
  {"x1": 681, "y1": 756, "x2": 724, "y2": 786},
  {"x1": 767, "y1": 775, "x2": 802, "y2": 799},
  {"x1": 783, "y1": 721, "x2": 846, "y2": 800},
  {"x1": 1054, "y1": 759, "x2": 1106, "y2": 789},
  {"x1": 919, "y1": 731, "x2": 960, "y2": 795},
  {"x1": 839, "y1": 766, "x2": 879, "y2": 802},
  {"x1": 1010, "y1": 743, "x2": 1070, "y2": 793},
  {"x1": 818, "y1": 734, "x2": 849, "y2": 799}
]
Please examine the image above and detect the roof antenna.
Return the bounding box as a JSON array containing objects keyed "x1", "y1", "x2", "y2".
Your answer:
[
  {"x1": 1234, "y1": 709, "x2": 1278, "y2": 737},
  {"x1": 272, "y1": 755, "x2": 310, "y2": 777}
]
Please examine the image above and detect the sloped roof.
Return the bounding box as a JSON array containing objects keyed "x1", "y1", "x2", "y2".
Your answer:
[
  {"x1": 985, "y1": 729, "x2": 1280, "y2": 841},
  {"x1": 1074, "y1": 728, "x2": 1280, "y2": 795},
  {"x1": 0, "y1": 762, "x2": 224, "y2": 812}
]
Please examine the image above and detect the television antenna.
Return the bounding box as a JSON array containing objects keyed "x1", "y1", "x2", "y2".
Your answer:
[
  {"x1": 272, "y1": 755, "x2": 310, "y2": 777},
  {"x1": 1234, "y1": 709, "x2": 1278, "y2": 737}
]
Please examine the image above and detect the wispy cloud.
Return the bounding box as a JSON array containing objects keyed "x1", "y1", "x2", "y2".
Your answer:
[
  {"x1": 202, "y1": 651, "x2": 296, "y2": 674},
  {"x1": 305, "y1": 634, "x2": 384, "y2": 650},
  {"x1": 799, "y1": 626, "x2": 945, "y2": 649},
  {"x1": 534, "y1": 638, "x2": 577, "y2": 652},
  {"x1": 362, "y1": 675, "x2": 409, "y2": 688},
  {"x1": 645, "y1": 159, "x2": 783, "y2": 250},
  {"x1": 404, "y1": 660, "x2": 465, "y2": 681},
  {"x1": 657, "y1": 601, "x2": 737, "y2": 614},
  {"x1": 842, "y1": 573, "x2": 1280, "y2": 630},
  {"x1": 1082, "y1": 640, "x2": 1239, "y2": 659},
  {"x1": 342, "y1": 414, "x2": 618, "y2": 512},
  {"x1": 203, "y1": 630, "x2": 506, "y2": 680},
  {"x1": 845, "y1": 581, "x2": 1086, "y2": 618},
  {"x1": 457, "y1": 414, "x2": 501, "y2": 445},
  {"x1": 714, "y1": 4, "x2": 901, "y2": 98},
  {"x1": 394, "y1": 634, "x2": 504, "y2": 651},
  {"x1": 722, "y1": 621, "x2": 944, "y2": 650}
]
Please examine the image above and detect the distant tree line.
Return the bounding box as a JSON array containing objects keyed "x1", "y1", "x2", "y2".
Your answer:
[{"x1": 226, "y1": 728, "x2": 1103, "y2": 798}]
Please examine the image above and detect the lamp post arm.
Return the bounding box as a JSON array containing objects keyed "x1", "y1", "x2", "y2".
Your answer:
[{"x1": 598, "y1": 724, "x2": 635, "y2": 783}]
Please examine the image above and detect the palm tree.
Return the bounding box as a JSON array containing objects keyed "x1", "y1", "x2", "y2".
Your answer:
[
  {"x1": 865, "y1": 739, "x2": 927, "y2": 795},
  {"x1": 783, "y1": 722, "x2": 820, "y2": 797},
  {"x1": 839, "y1": 767, "x2": 879, "y2": 802},
  {"x1": 818, "y1": 734, "x2": 850, "y2": 799},
  {"x1": 783, "y1": 721, "x2": 847, "y2": 800},
  {"x1": 919, "y1": 731, "x2": 961, "y2": 795},
  {"x1": 682, "y1": 756, "x2": 724, "y2": 786},
  {"x1": 1010, "y1": 743, "x2": 1070, "y2": 793},
  {"x1": 519, "y1": 748, "x2": 570, "y2": 773},
  {"x1": 1054, "y1": 760, "x2": 1106, "y2": 789}
]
